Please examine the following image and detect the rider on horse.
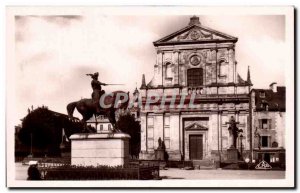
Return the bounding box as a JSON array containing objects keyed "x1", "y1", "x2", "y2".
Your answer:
[{"x1": 86, "y1": 72, "x2": 107, "y2": 114}]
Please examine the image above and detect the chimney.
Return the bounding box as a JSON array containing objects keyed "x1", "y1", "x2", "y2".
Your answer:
[
  {"x1": 269, "y1": 82, "x2": 277, "y2": 92},
  {"x1": 189, "y1": 16, "x2": 201, "y2": 26}
]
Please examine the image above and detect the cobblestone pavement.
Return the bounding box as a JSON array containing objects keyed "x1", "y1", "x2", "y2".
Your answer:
[{"x1": 15, "y1": 163, "x2": 285, "y2": 180}]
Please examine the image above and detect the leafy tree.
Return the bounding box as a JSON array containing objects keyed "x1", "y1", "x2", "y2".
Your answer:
[
  {"x1": 117, "y1": 113, "x2": 141, "y2": 158},
  {"x1": 18, "y1": 107, "x2": 84, "y2": 156}
]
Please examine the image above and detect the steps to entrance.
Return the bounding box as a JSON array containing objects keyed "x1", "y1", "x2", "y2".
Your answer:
[{"x1": 192, "y1": 159, "x2": 215, "y2": 170}]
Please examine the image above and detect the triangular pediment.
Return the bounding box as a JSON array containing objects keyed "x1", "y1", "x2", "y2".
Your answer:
[
  {"x1": 185, "y1": 122, "x2": 208, "y2": 131},
  {"x1": 154, "y1": 24, "x2": 237, "y2": 46}
]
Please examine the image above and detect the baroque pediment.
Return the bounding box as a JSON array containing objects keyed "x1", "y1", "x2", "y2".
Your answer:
[
  {"x1": 185, "y1": 122, "x2": 208, "y2": 131},
  {"x1": 154, "y1": 25, "x2": 237, "y2": 46}
]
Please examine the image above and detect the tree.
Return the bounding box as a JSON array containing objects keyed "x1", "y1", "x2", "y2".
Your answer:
[
  {"x1": 116, "y1": 113, "x2": 141, "y2": 158},
  {"x1": 18, "y1": 107, "x2": 84, "y2": 156}
]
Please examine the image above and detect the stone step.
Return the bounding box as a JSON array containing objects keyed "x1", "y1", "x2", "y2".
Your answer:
[
  {"x1": 193, "y1": 165, "x2": 215, "y2": 170},
  {"x1": 192, "y1": 159, "x2": 214, "y2": 167}
]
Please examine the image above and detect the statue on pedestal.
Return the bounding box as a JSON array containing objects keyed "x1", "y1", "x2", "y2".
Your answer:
[
  {"x1": 155, "y1": 137, "x2": 166, "y2": 160},
  {"x1": 66, "y1": 72, "x2": 129, "y2": 132},
  {"x1": 227, "y1": 116, "x2": 243, "y2": 149}
]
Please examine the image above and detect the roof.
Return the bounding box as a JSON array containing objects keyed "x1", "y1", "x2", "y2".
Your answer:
[
  {"x1": 153, "y1": 16, "x2": 238, "y2": 46},
  {"x1": 252, "y1": 86, "x2": 285, "y2": 112},
  {"x1": 87, "y1": 115, "x2": 110, "y2": 123}
]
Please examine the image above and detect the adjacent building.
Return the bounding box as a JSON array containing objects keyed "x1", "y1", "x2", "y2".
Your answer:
[
  {"x1": 87, "y1": 115, "x2": 113, "y2": 133},
  {"x1": 250, "y1": 83, "x2": 286, "y2": 164}
]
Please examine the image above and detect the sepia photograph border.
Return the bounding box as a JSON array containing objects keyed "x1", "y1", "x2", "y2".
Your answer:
[{"x1": 6, "y1": 6, "x2": 295, "y2": 188}]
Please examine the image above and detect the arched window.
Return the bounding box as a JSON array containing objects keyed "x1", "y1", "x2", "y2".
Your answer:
[{"x1": 187, "y1": 68, "x2": 203, "y2": 87}]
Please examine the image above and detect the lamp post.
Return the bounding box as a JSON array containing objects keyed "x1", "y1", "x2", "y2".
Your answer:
[
  {"x1": 240, "y1": 134, "x2": 243, "y2": 160},
  {"x1": 29, "y1": 133, "x2": 33, "y2": 158}
]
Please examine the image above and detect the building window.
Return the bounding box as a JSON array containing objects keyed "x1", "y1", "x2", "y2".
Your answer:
[
  {"x1": 261, "y1": 102, "x2": 268, "y2": 111},
  {"x1": 187, "y1": 68, "x2": 203, "y2": 87},
  {"x1": 259, "y1": 119, "x2": 272, "y2": 130},
  {"x1": 262, "y1": 119, "x2": 268, "y2": 129},
  {"x1": 100, "y1": 124, "x2": 103, "y2": 131},
  {"x1": 108, "y1": 124, "x2": 111, "y2": 131},
  {"x1": 261, "y1": 136, "x2": 270, "y2": 147},
  {"x1": 259, "y1": 91, "x2": 265, "y2": 98}
]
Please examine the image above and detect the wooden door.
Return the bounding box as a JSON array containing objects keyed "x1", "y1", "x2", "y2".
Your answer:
[{"x1": 189, "y1": 135, "x2": 203, "y2": 160}]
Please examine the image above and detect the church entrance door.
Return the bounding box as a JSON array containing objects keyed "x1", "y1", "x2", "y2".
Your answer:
[{"x1": 189, "y1": 135, "x2": 203, "y2": 160}]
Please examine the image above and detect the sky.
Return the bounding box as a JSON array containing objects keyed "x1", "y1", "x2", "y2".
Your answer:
[{"x1": 13, "y1": 14, "x2": 286, "y2": 124}]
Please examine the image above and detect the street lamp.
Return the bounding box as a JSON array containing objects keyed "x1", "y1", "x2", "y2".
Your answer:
[
  {"x1": 29, "y1": 133, "x2": 33, "y2": 158},
  {"x1": 240, "y1": 134, "x2": 243, "y2": 160}
]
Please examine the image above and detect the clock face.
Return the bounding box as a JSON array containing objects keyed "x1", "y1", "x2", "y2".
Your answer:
[
  {"x1": 190, "y1": 55, "x2": 201, "y2": 66},
  {"x1": 190, "y1": 29, "x2": 201, "y2": 40}
]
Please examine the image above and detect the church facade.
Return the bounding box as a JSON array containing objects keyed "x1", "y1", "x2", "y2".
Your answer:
[{"x1": 139, "y1": 16, "x2": 252, "y2": 164}]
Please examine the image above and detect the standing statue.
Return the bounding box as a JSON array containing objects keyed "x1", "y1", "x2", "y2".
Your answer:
[
  {"x1": 157, "y1": 137, "x2": 163, "y2": 149},
  {"x1": 227, "y1": 116, "x2": 243, "y2": 149},
  {"x1": 66, "y1": 72, "x2": 129, "y2": 132}
]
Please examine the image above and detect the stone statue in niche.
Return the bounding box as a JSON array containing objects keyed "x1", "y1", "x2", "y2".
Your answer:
[
  {"x1": 157, "y1": 137, "x2": 165, "y2": 150},
  {"x1": 227, "y1": 116, "x2": 243, "y2": 149},
  {"x1": 155, "y1": 137, "x2": 166, "y2": 161}
]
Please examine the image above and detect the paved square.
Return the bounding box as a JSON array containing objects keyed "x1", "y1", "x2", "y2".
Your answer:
[
  {"x1": 160, "y1": 168, "x2": 285, "y2": 180},
  {"x1": 16, "y1": 163, "x2": 285, "y2": 180}
]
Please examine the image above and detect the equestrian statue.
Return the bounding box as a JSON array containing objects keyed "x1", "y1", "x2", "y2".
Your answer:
[{"x1": 67, "y1": 72, "x2": 128, "y2": 132}]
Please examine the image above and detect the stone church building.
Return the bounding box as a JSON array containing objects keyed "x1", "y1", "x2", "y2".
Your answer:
[{"x1": 139, "y1": 16, "x2": 252, "y2": 164}]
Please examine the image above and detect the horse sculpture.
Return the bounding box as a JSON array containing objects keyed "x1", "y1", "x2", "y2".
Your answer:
[{"x1": 67, "y1": 90, "x2": 129, "y2": 132}]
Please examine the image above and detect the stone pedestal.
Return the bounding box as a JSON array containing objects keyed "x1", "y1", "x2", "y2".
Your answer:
[
  {"x1": 227, "y1": 148, "x2": 239, "y2": 163},
  {"x1": 155, "y1": 149, "x2": 165, "y2": 160},
  {"x1": 70, "y1": 132, "x2": 130, "y2": 167}
]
